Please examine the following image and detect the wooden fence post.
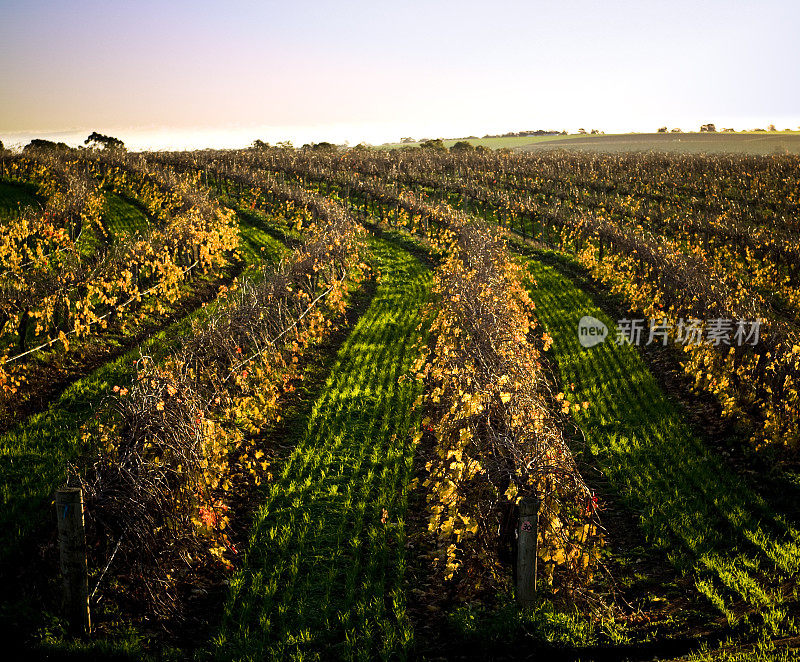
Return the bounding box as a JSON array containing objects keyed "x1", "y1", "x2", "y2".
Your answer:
[
  {"x1": 56, "y1": 488, "x2": 91, "y2": 636},
  {"x1": 516, "y1": 495, "x2": 540, "y2": 605}
]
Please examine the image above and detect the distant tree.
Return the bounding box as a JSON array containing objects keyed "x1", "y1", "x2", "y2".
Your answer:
[
  {"x1": 311, "y1": 141, "x2": 337, "y2": 151},
  {"x1": 753, "y1": 128, "x2": 766, "y2": 132},
  {"x1": 560, "y1": 130, "x2": 568, "y2": 135},
  {"x1": 700, "y1": 123, "x2": 716, "y2": 133},
  {"x1": 450, "y1": 141, "x2": 474, "y2": 152},
  {"x1": 23, "y1": 138, "x2": 71, "y2": 152},
  {"x1": 767, "y1": 124, "x2": 776, "y2": 132},
  {"x1": 671, "y1": 128, "x2": 683, "y2": 133},
  {"x1": 85, "y1": 131, "x2": 125, "y2": 151},
  {"x1": 350, "y1": 143, "x2": 373, "y2": 152},
  {"x1": 658, "y1": 127, "x2": 668, "y2": 133},
  {"x1": 275, "y1": 141, "x2": 294, "y2": 149},
  {"x1": 578, "y1": 128, "x2": 587, "y2": 135},
  {"x1": 251, "y1": 139, "x2": 269, "y2": 150},
  {"x1": 420, "y1": 138, "x2": 446, "y2": 150},
  {"x1": 400, "y1": 137, "x2": 416, "y2": 144},
  {"x1": 301, "y1": 141, "x2": 337, "y2": 151}
]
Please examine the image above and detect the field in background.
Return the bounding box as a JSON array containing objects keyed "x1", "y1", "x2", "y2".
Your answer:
[
  {"x1": 520, "y1": 131, "x2": 800, "y2": 155},
  {"x1": 380, "y1": 134, "x2": 584, "y2": 150},
  {"x1": 382, "y1": 131, "x2": 800, "y2": 155}
]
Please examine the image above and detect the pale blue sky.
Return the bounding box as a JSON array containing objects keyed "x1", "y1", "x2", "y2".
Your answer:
[{"x1": 1, "y1": 0, "x2": 798, "y2": 148}]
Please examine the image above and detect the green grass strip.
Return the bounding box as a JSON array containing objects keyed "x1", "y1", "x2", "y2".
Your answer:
[
  {"x1": 214, "y1": 235, "x2": 431, "y2": 662},
  {"x1": 0, "y1": 179, "x2": 39, "y2": 220},
  {"x1": 103, "y1": 191, "x2": 151, "y2": 238},
  {"x1": 522, "y1": 250, "x2": 800, "y2": 636}
]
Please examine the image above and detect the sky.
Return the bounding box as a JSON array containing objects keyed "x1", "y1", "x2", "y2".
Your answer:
[{"x1": 1, "y1": 0, "x2": 798, "y2": 150}]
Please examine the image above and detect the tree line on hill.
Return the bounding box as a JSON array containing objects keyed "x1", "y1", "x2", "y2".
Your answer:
[
  {"x1": 658, "y1": 123, "x2": 793, "y2": 133},
  {"x1": 0, "y1": 132, "x2": 128, "y2": 153}
]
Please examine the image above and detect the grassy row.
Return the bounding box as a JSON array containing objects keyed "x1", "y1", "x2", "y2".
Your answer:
[
  {"x1": 0, "y1": 178, "x2": 147, "y2": 236},
  {"x1": 214, "y1": 234, "x2": 431, "y2": 661},
  {"x1": 102, "y1": 191, "x2": 151, "y2": 237},
  {"x1": 0, "y1": 179, "x2": 39, "y2": 219},
  {"x1": 521, "y1": 248, "x2": 800, "y2": 638},
  {"x1": 71, "y1": 190, "x2": 151, "y2": 257}
]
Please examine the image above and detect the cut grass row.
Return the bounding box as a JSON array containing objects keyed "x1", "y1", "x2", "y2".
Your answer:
[
  {"x1": 102, "y1": 191, "x2": 150, "y2": 237},
  {"x1": 215, "y1": 233, "x2": 431, "y2": 661},
  {"x1": 520, "y1": 247, "x2": 800, "y2": 639}
]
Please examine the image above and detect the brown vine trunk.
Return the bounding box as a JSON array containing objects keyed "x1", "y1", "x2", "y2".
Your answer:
[{"x1": 18, "y1": 309, "x2": 30, "y2": 353}]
